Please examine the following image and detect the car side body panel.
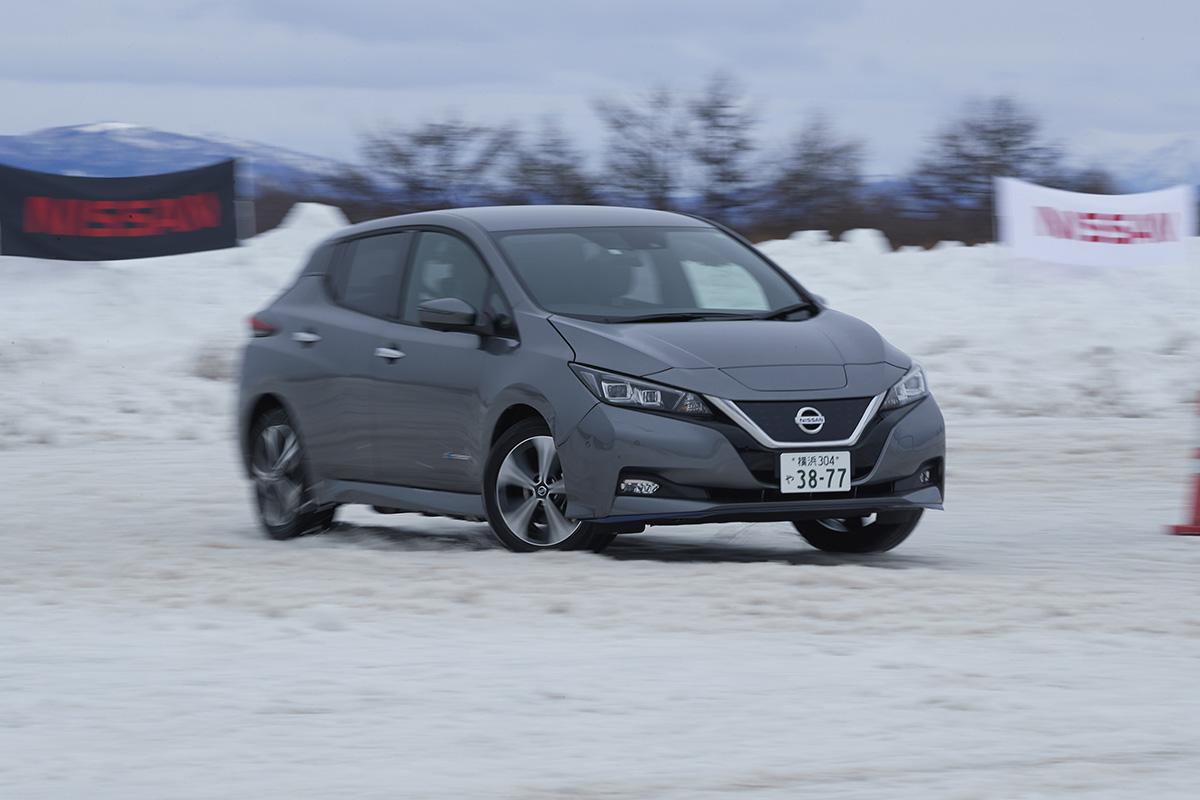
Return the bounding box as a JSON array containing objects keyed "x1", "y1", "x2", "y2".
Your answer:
[{"x1": 240, "y1": 276, "x2": 375, "y2": 482}]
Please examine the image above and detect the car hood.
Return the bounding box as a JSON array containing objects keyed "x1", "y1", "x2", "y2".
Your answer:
[{"x1": 550, "y1": 310, "x2": 912, "y2": 397}]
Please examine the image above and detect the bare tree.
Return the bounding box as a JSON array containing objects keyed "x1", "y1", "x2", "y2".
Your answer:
[
  {"x1": 910, "y1": 96, "x2": 1062, "y2": 213},
  {"x1": 500, "y1": 118, "x2": 600, "y2": 205},
  {"x1": 594, "y1": 87, "x2": 691, "y2": 209},
  {"x1": 766, "y1": 116, "x2": 865, "y2": 229},
  {"x1": 329, "y1": 85, "x2": 1114, "y2": 246},
  {"x1": 688, "y1": 72, "x2": 757, "y2": 222},
  {"x1": 358, "y1": 117, "x2": 515, "y2": 212}
]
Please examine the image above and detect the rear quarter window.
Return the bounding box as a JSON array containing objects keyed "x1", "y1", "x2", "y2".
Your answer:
[{"x1": 302, "y1": 242, "x2": 336, "y2": 276}]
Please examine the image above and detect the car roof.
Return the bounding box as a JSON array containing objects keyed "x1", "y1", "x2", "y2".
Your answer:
[{"x1": 334, "y1": 205, "x2": 714, "y2": 238}]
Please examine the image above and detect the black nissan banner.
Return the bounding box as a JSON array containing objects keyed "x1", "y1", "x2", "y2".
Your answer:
[{"x1": 0, "y1": 160, "x2": 238, "y2": 260}]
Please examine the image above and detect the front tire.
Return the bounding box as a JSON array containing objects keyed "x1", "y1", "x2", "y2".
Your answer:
[
  {"x1": 249, "y1": 408, "x2": 336, "y2": 540},
  {"x1": 483, "y1": 418, "x2": 608, "y2": 552},
  {"x1": 792, "y1": 510, "x2": 922, "y2": 554}
]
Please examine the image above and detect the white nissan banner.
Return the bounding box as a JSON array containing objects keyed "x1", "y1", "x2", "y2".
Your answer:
[{"x1": 995, "y1": 177, "x2": 1196, "y2": 267}]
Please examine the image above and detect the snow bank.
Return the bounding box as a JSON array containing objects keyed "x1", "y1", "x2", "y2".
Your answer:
[
  {"x1": 0, "y1": 204, "x2": 345, "y2": 448},
  {"x1": 267, "y1": 201, "x2": 349, "y2": 239},
  {"x1": 787, "y1": 229, "x2": 831, "y2": 246},
  {"x1": 1, "y1": 210, "x2": 1195, "y2": 449},
  {"x1": 838, "y1": 227, "x2": 891, "y2": 255}
]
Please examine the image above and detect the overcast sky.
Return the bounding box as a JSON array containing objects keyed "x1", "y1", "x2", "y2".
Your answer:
[{"x1": 3, "y1": 0, "x2": 1197, "y2": 174}]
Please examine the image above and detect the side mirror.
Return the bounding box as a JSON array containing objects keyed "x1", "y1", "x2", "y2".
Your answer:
[{"x1": 418, "y1": 297, "x2": 491, "y2": 334}]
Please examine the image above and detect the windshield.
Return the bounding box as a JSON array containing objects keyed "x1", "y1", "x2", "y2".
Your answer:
[{"x1": 494, "y1": 226, "x2": 807, "y2": 321}]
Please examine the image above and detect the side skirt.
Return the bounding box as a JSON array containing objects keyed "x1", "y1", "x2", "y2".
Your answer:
[{"x1": 315, "y1": 479, "x2": 487, "y2": 521}]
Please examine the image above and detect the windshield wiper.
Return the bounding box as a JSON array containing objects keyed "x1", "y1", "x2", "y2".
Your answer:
[
  {"x1": 755, "y1": 300, "x2": 819, "y2": 321},
  {"x1": 614, "y1": 311, "x2": 759, "y2": 323}
]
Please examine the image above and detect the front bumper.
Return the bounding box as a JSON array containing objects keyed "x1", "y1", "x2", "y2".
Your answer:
[
  {"x1": 601, "y1": 485, "x2": 942, "y2": 525},
  {"x1": 558, "y1": 394, "x2": 945, "y2": 525}
]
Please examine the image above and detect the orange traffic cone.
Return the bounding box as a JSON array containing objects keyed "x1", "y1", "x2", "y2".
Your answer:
[{"x1": 1169, "y1": 394, "x2": 1200, "y2": 535}]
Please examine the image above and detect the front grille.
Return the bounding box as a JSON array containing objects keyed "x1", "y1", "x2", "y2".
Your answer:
[{"x1": 733, "y1": 396, "x2": 874, "y2": 443}]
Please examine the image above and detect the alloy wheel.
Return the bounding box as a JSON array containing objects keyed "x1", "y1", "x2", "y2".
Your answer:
[
  {"x1": 494, "y1": 435, "x2": 581, "y2": 546},
  {"x1": 252, "y1": 423, "x2": 304, "y2": 528}
]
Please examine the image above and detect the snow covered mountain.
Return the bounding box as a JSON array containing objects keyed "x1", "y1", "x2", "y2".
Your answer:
[{"x1": 0, "y1": 123, "x2": 350, "y2": 195}]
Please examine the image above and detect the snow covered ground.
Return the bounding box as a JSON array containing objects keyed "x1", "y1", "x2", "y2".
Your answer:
[{"x1": 2, "y1": 209, "x2": 1199, "y2": 798}]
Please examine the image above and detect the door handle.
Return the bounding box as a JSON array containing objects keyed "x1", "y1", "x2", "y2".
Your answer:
[
  {"x1": 292, "y1": 331, "x2": 322, "y2": 344},
  {"x1": 374, "y1": 346, "x2": 406, "y2": 361}
]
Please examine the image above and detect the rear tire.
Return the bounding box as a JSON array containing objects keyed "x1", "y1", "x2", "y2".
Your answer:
[
  {"x1": 792, "y1": 510, "x2": 922, "y2": 554},
  {"x1": 484, "y1": 418, "x2": 606, "y2": 553},
  {"x1": 249, "y1": 408, "x2": 337, "y2": 540}
]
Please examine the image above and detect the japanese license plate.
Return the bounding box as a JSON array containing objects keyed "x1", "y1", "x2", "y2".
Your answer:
[{"x1": 780, "y1": 451, "x2": 851, "y2": 494}]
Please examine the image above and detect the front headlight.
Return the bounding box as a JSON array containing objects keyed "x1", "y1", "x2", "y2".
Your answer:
[
  {"x1": 881, "y1": 363, "x2": 928, "y2": 410},
  {"x1": 570, "y1": 364, "x2": 712, "y2": 417}
]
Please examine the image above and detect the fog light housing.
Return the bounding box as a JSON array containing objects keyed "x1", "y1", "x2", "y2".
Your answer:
[
  {"x1": 919, "y1": 469, "x2": 932, "y2": 485},
  {"x1": 619, "y1": 479, "x2": 660, "y2": 496}
]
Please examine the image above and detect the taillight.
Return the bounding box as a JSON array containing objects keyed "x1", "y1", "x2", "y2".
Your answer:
[{"x1": 249, "y1": 316, "x2": 277, "y2": 338}]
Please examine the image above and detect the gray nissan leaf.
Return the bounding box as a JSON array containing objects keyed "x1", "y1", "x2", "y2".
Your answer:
[{"x1": 239, "y1": 206, "x2": 944, "y2": 553}]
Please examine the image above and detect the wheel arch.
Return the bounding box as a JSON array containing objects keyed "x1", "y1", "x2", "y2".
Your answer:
[{"x1": 489, "y1": 403, "x2": 549, "y2": 448}]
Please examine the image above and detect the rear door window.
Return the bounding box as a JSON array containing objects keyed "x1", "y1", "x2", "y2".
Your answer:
[{"x1": 331, "y1": 232, "x2": 411, "y2": 318}]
